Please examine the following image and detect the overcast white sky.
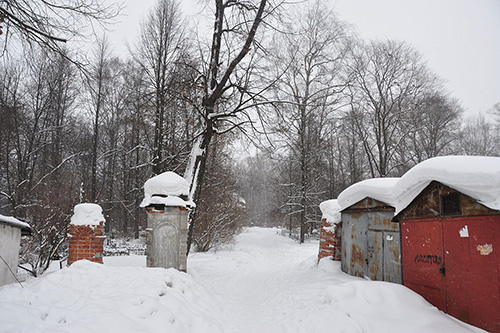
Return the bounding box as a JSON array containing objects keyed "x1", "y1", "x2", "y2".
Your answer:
[{"x1": 107, "y1": 0, "x2": 500, "y2": 117}]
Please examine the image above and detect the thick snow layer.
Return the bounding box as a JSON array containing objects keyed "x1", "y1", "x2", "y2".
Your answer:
[
  {"x1": 0, "y1": 214, "x2": 30, "y2": 230},
  {"x1": 394, "y1": 156, "x2": 500, "y2": 215},
  {"x1": 141, "y1": 172, "x2": 190, "y2": 207},
  {"x1": 70, "y1": 203, "x2": 105, "y2": 226},
  {"x1": 319, "y1": 199, "x2": 341, "y2": 223},
  {"x1": 0, "y1": 260, "x2": 223, "y2": 333},
  {"x1": 338, "y1": 178, "x2": 400, "y2": 210},
  {"x1": 0, "y1": 228, "x2": 483, "y2": 332}
]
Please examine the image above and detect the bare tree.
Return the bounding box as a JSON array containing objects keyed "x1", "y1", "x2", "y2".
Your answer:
[
  {"x1": 270, "y1": 0, "x2": 350, "y2": 242},
  {"x1": 346, "y1": 39, "x2": 436, "y2": 177},
  {"x1": 0, "y1": 0, "x2": 121, "y2": 64},
  {"x1": 407, "y1": 92, "x2": 462, "y2": 163},
  {"x1": 183, "y1": 0, "x2": 284, "y2": 252},
  {"x1": 0, "y1": 49, "x2": 80, "y2": 275},
  {"x1": 135, "y1": 0, "x2": 189, "y2": 175},
  {"x1": 459, "y1": 113, "x2": 499, "y2": 156}
]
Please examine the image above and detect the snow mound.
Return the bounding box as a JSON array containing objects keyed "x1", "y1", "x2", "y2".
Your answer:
[
  {"x1": 141, "y1": 172, "x2": 190, "y2": 208},
  {"x1": 394, "y1": 156, "x2": 500, "y2": 215},
  {"x1": 70, "y1": 203, "x2": 105, "y2": 226},
  {"x1": 338, "y1": 178, "x2": 399, "y2": 210},
  {"x1": 319, "y1": 199, "x2": 341, "y2": 223},
  {"x1": 0, "y1": 260, "x2": 223, "y2": 333}
]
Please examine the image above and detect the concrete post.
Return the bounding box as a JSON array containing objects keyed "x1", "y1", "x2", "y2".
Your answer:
[{"x1": 140, "y1": 172, "x2": 192, "y2": 272}]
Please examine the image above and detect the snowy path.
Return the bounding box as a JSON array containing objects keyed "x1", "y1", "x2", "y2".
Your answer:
[
  {"x1": 189, "y1": 228, "x2": 321, "y2": 333},
  {"x1": 189, "y1": 227, "x2": 484, "y2": 333}
]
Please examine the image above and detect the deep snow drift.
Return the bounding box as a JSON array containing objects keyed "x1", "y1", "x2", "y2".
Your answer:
[{"x1": 0, "y1": 228, "x2": 484, "y2": 332}]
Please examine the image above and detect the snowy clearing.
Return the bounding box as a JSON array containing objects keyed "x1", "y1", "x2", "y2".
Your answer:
[{"x1": 0, "y1": 227, "x2": 484, "y2": 332}]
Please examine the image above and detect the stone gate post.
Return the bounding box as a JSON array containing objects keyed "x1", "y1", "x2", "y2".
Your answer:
[{"x1": 140, "y1": 172, "x2": 192, "y2": 272}]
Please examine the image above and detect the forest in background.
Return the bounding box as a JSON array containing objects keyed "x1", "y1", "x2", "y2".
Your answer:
[{"x1": 0, "y1": 0, "x2": 499, "y2": 275}]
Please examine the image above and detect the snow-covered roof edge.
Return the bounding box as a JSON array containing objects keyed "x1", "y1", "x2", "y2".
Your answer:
[
  {"x1": 319, "y1": 199, "x2": 341, "y2": 223},
  {"x1": 0, "y1": 214, "x2": 31, "y2": 234},
  {"x1": 338, "y1": 178, "x2": 400, "y2": 210},
  {"x1": 393, "y1": 156, "x2": 500, "y2": 215}
]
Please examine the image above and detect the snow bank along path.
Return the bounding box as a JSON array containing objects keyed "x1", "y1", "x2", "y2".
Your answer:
[{"x1": 0, "y1": 227, "x2": 484, "y2": 332}]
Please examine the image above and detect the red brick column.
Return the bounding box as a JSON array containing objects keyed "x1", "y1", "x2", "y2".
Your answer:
[
  {"x1": 68, "y1": 222, "x2": 105, "y2": 265},
  {"x1": 318, "y1": 219, "x2": 342, "y2": 262}
]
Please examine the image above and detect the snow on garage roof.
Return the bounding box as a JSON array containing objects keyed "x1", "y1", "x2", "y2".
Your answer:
[
  {"x1": 319, "y1": 199, "x2": 341, "y2": 223},
  {"x1": 393, "y1": 156, "x2": 500, "y2": 215},
  {"x1": 338, "y1": 178, "x2": 400, "y2": 210},
  {"x1": 0, "y1": 214, "x2": 31, "y2": 234}
]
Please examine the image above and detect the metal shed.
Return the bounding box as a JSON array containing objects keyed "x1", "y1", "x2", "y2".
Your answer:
[
  {"x1": 392, "y1": 156, "x2": 500, "y2": 332},
  {"x1": 338, "y1": 178, "x2": 402, "y2": 284},
  {"x1": 0, "y1": 214, "x2": 30, "y2": 287}
]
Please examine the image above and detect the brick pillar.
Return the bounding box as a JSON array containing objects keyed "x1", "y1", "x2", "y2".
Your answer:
[
  {"x1": 318, "y1": 218, "x2": 342, "y2": 262},
  {"x1": 68, "y1": 204, "x2": 106, "y2": 265}
]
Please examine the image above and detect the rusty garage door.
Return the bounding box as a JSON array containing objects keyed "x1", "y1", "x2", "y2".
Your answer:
[
  {"x1": 443, "y1": 216, "x2": 499, "y2": 331},
  {"x1": 401, "y1": 219, "x2": 446, "y2": 311},
  {"x1": 402, "y1": 216, "x2": 500, "y2": 332}
]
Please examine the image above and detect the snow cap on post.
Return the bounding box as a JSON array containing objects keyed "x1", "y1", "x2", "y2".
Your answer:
[
  {"x1": 319, "y1": 199, "x2": 341, "y2": 224},
  {"x1": 140, "y1": 171, "x2": 193, "y2": 208},
  {"x1": 70, "y1": 203, "x2": 105, "y2": 226}
]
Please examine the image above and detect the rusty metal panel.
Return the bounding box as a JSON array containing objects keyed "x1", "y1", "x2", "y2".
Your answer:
[
  {"x1": 384, "y1": 231, "x2": 402, "y2": 284},
  {"x1": 443, "y1": 216, "x2": 500, "y2": 332},
  {"x1": 348, "y1": 197, "x2": 393, "y2": 211},
  {"x1": 367, "y1": 230, "x2": 383, "y2": 280},
  {"x1": 342, "y1": 206, "x2": 401, "y2": 283},
  {"x1": 401, "y1": 220, "x2": 446, "y2": 311},
  {"x1": 341, "y1": 213, "x2": 368, "y2": 278},
  {"x1": 398, "y1": 181, "x2": 500, "y2": 221}
]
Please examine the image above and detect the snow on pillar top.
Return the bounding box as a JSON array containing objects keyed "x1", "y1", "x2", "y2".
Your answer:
[
  {"x1": 70, "y1": 203, "x2": 105, "y2": 226},
  {"x1": 140, "y1": 171, "x2": 193, "y2": 208}
]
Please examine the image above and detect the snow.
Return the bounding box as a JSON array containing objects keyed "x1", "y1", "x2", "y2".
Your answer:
[
  {"x1": 145, "y1": 195, "x2": 190, "y2": 208},
  {"x1": 393, "y1": 156, "x2": 500, "y2": 215},
  {"x1": 338, "y1": 177, "x2": 400, "y2": 210},
  {"x1": 141, "y1": 172, "x2": 191, "y2": 208},
  {"x1": 70, "y1": 203, "x2": 105, "y2": 226},
  {"x1": 319, "y1": 199, "x2": 341, "y2": 223},
  {"x1": 0, "y1": 214, "x2": 30, "y2": 231},
  {"x1": 0, "y1": 227, "x2": 484, "y2": 332}
]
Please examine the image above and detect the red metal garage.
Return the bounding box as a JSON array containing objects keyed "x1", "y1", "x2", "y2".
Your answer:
[{"x1": 393, "y1": 156, "x2": 500, "y2": 332}]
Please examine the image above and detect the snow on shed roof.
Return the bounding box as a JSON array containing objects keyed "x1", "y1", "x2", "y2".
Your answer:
[
  {"x1": 70, "y1": 203, "x2": 105, "y2": 226},
  {"x1": 393, "y1": 156, "x2": 500, "y2": 215},
  {"x1": 141, "y1": 172, "x2": 191, "y2": 208},
  {"x1": 0, "y1": 214, "x2": 31, "y2": 233},
  {"x1": 338, "y1": 178, "x2": 400, "y2": 210},
  {"x1": 319, "y1": 199, "x2": 341, "y2": 223}
]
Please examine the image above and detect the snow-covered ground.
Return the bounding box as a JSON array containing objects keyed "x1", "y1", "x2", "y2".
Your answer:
[{"x1": 0, "y1": 227, "x2": 484, "y2": 332}]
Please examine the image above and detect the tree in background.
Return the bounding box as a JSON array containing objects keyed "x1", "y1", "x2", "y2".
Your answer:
[
  {"x1": 135, "y1": 0, "x2": 192, "y2": 175},
  {"x1": 346, "y1": 40, "x2": 437, "y2": 177},
  {"x1": 270, "y1": 0, "x2": 350, "y2": 242}
]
